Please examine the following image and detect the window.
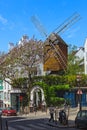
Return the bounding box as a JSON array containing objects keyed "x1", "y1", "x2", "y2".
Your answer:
[
  {"x1": 4, "y1": 92, "x2": 6, "y2": 100},
  {"x1": 7, "y1": 92, "x2": 10, "y2": 100}
]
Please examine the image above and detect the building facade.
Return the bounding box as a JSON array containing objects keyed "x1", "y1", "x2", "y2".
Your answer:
[
  {"x1": 84, "y1": 38, "x2": 87, "y2": 74},
  {"x1": 1, "y1": 35, "x2": 87, "y2": 110},
  {"x1": 0, "y1": 80, "x2": 3, "y2": 107}
]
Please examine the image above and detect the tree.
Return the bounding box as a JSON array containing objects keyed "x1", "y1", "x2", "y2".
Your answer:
[
  {"x1": 0, "y1": 46, "x2": 21, "y2": 84},
  {"x1": 15, "y1": 38, "x2": 44, "y2": 103},
  {"x1": 66, "y1": 44, "x2": 84, "y2": 75},
  {"x1": 0, "y1": 36, "x2": 44, "y2": 104}
]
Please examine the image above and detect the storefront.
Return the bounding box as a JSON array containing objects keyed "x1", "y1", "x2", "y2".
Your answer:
[
  {"x1": 10, "y1": 88, "x2": 21, "y2": 112},
  {"x1": 64, "y1": 88, "x2": 87, "y2": 108}
]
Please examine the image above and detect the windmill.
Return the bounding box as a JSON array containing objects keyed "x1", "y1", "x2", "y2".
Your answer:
[{"x1": 31, "y1": 12, "x2": 81, "y2": 73}]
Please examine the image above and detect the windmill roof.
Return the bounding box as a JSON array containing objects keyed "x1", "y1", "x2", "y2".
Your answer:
[{"x1": 44, "y1": 33, "x2": 68, "y2": 47}]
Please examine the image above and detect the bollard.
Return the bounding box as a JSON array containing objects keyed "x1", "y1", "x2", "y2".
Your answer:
[{"x1": 0, "y1": 114, "x2": 2, "y2": 130}]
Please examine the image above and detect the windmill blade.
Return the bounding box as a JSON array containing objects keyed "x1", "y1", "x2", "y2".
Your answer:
[
  {"x1": 53, "y1": 12, "x2": 81, "y2": 35},
  {"x1": 31, "y1": 15, "x2": 48, "y2": 38},
  {"x1": 31, "y1": 12, "x2": 81, "y2": 73}
]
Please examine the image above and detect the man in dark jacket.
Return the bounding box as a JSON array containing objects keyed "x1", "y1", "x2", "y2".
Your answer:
[{"x1": 49, "y1": 105, "x2": 55, "y2": 122}]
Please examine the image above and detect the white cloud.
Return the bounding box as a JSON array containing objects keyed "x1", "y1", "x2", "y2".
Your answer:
[{"x1": 0, "y1": 15, "x2": 7, "y2": 24}]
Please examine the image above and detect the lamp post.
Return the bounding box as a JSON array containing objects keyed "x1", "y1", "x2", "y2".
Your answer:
[{"x1": 76, "y1": 75, "x2": 82, "y2": 111}]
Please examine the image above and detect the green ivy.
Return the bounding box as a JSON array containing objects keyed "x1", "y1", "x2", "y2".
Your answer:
[{"x1": 50, "y1": 97, "x2": 65, "y2": 106}]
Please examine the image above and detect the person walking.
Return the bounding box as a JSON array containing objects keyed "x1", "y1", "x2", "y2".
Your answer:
[
  {"x1": 54, "y1": 106, "x2": 59, "y2": 124},
  {"x1": 49, "y1": 105, "x2": 55, "y2": 122}
]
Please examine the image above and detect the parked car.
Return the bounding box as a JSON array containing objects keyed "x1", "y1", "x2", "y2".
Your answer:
[
  {"x1": 75, "y1": 110, "x2": 87, "y2": 128},
  {"x1": 0, "y1": 108, "x2": 4, "y2": 115},
  {"x1": 2, "y1": 107, "x2": 17, "y2": 116}
]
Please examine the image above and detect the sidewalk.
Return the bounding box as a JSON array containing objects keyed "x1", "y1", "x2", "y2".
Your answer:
[
  {"x1": 47, "y1": 114, "x2": 76, "y2": 128},
  {"x1": 18, "y1": 110, "x2": 49, "y2": 119},
  {"x1": 47, "y1": 107, "x2": 77, "y2": 128},
  {"x1": 18, "y1": 108, "x2": 77, "y2": 128}
]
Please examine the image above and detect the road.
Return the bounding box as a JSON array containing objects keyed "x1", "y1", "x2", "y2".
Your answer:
[{"x1": 0, "y1": 116, "x2": 83, "y2": 130}]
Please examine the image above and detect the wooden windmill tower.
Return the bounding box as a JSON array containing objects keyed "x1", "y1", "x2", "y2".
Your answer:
[{"x1": 31, "y1": 12, "x2": 81, "y2": 74}]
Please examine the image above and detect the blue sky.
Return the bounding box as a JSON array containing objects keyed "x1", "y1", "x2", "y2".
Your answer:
[{"x1": 0, "y1": 0, "x2": 87, "y2": 52}]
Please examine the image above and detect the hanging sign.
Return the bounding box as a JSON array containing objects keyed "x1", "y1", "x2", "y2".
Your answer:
[{"x1": 77, "y1": 89, "x2": 83, "y2": 95}]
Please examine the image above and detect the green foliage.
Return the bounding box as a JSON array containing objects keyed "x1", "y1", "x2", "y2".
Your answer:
[
  {"x1": 66, "y1": 44, "x2": 84, "y2": 75},
  {"x1": 43, "y1": 75, "x2": 62, "y2": 85},
  {"x1": 65, "y1": 98, "x2": 71, "y2": 106},
  {"x1": 33, "y1": 75, "x2": 67, "y2": 85},
  {"x1": 65, "y1": 75, "x2": 76, "y2": 88},
  {"x1": 50, "y1": 97, "x2": 65, "y2": 106},
  {"x1": 54, "y1": 84, "x2": 70, "y2": 90},
  {"x1": 34, "y1": 80, "x2": 70, "y2": 106},
  {"x1": 68, "y1": 44, "x2": 77, "y2": 54},
  {"x1": 33, "y1": 81, "x2": 50, "y2": 105},
  {"x1": 12, "y1": 77, "x2": 28, "y2": 89}
]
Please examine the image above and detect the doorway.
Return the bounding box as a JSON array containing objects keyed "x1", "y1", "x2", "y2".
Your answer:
[{"x1": 30, "y1": 85, "x2": 46, "y2": 109}]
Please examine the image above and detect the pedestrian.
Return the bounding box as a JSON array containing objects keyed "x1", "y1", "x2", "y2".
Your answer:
[
  {"x1": 49, "y1": 105, "x2": 55, "y2": 122},
  {"x1": 34, "y1": 104, "x2": 37, "y2": 115},
  {"x1": 54, "y1": 106, "x2": 59, "y2": 124}
]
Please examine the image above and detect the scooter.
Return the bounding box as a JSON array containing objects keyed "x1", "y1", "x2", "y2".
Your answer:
[{"x1": 59, "y1": 110, "x2": 68, "y2": 125}]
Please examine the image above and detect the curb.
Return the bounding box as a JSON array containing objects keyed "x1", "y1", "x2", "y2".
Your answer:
[{"x1": 46, "y1": 122, "x2": 75, "y2": 128}]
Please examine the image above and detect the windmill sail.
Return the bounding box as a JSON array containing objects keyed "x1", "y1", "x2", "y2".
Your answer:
[{"x1": 31, "y1": 12, "x2": 81, "y2": 73}]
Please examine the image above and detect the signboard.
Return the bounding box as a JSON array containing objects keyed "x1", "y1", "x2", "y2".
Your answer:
[{"x1": 77, "y1": 89, "x2": 83, "y2": 95}]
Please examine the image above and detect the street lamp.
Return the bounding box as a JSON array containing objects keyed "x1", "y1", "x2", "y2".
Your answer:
[{"x1": 76, "y1": 75, "x2": 83, "y2": 111}]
